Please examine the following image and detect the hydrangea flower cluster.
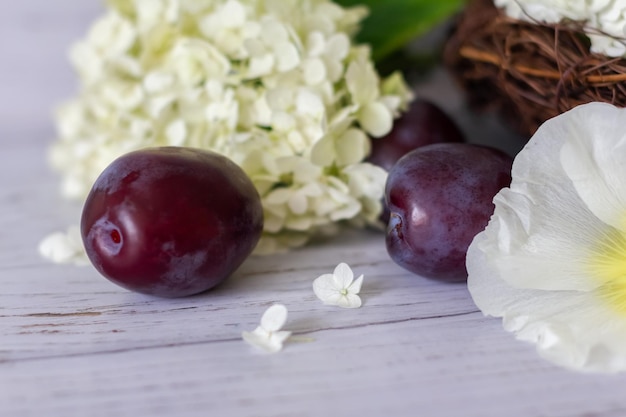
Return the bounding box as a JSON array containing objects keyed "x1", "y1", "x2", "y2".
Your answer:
[
  {"x1": 495, "y1": 0, "x2": 626, "y2": 57},
  {"x1": 51, "y1": 0, "x2": 413, "y2": 254}
]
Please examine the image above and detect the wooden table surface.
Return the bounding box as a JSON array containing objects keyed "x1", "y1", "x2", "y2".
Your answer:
[{"x1": 3, "y1": 2, "x2": 626, "y2": 417}]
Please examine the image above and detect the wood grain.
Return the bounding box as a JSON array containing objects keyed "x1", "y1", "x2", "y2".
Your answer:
[{"x1": 2, "y1": 2, "x2": 626, "y2": 417}]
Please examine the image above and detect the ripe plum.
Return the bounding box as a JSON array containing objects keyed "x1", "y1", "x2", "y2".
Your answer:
[
  {"x1": 81, "y1": 147, "x2": 263, "y2": 297},
  {"x1": 368, "y1": 98, "x2": 465, "y2": 172},
  {"x1": 385, "y1": 143, "x2": 512, "y2": 282}
]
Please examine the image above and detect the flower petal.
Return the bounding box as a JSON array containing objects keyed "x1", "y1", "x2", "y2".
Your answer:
[
  {"x1": 468, "y1": 233, "x2": 626, "y2": 373},
  {"x1": 335, "y1": 128, "x2": 369, "y2": 166},
  {"x1": 345, "y1": 60, "x2": 378, "y2": 104},
  {"x1": 358, "y1": 102, "x2": 392, "y2": 138},
  {"x1": 559, "y1": 102, "x2": 626, "y2": 232},
  {"x1": 242, "y1": 327, "x2": 290, "y2": 353},
  {"x1": 310, "y1": 134, "x2": 335, "y2": 166},
  {"x1": 333, "y1": 262, "x2": 354, "y2": 288},
  {"x1": 478, "y1": 106, "x2": 613, "y2": 292},
  {"x1": 269, "y1": 330, "x2": 293, "y2": 347},
  {"x1": 288, "y1": 191, "x2": 308, "y2": 215},
  {"x1": 320, "y1": 292, "x2": 345, "y2": 306},
  {"x1": 313, "y1": 273, "x2": 340, "y2": 302},
  {"x1": 336, "y1": 293, "x2": 362, "y2": 309},
  {"x1": 259, "y1": 304, "x2": 288, "y2": 332},
  {"x1": 482, "y1": 188, "x2": 600, "y2": 292},
  {"x1": 348, "y1": 274, "x2": 364, "y2": 294}
]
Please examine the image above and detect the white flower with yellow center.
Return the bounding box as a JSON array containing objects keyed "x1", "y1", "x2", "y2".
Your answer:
[
  {"x1": 467, "y1": 102, "x2": 626, "y2": 373},
  {"x1": 45, "y1": 0, "x2": 413, "y2": 258}
]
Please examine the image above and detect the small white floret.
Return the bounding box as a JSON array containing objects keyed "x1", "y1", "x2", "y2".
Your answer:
[
  {"x1": 313, "y1": 262, "x2": 364, "y2": 308},
  {"x1": 242, "y1": 304, "x2": 292, "y2": 353}
]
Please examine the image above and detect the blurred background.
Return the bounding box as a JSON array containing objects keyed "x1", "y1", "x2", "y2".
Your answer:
[{"x1": 0, "y1": 1, "x2": 102, "y2": 143}]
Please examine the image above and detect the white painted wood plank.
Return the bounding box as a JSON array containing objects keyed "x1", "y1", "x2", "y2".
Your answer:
[
  {"x1": 1, "y1": 196, "x2": 478, "y2": 362},
  {"x1": 3, "y1": 311, "x2": 626, "y2": 417}
]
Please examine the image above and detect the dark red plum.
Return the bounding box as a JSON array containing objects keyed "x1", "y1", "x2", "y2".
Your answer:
[
  {"x1": 368, "y1": 98, "x2": 465, "y2": 172},
  {"x1": 81, "y1": 147, "x2": 263, "y2": 297},
  {"x1": 385, "y1": 143, "x2": 512, "y2": 282}
]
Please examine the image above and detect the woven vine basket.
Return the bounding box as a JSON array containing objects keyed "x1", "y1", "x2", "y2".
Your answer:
[{"x1": 443, "y1": 0, "x2": 626, "y2": 137}]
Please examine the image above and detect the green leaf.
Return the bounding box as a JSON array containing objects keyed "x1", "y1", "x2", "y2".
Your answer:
[{"x1": 336, "y1": 0, "x2": 465, "y2": 61}]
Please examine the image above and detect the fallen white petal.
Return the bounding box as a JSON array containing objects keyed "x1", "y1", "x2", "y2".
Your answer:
[
  {"x1": 332, "y1": 262, "x2": 355, "y2": 288},
  {"x1": 312, "y1": 273, "x2": 340, "y2": 302},
  {"x1": 242, "y1": 327, "x2": 292, "y2": 353},
  {"x1": 242, "y1": 304, "x2": 292, "y2": 353},
  {"x1": 336, "y1": 293, "x2": 362, "y2": 309},
  {"x1": 259, "y1": 304, "x2": 289, "y2": 332},
  {"x1": 348, "y1": 274, "x2": 364, "y2": 294},
  {"x1": 313, "y1": 263, "x2": 363, "y2": 308}
]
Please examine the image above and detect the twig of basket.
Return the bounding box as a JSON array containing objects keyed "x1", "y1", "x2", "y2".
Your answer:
[{"x1": 459, "y1": 46, "x2": 626, "y2": 84}]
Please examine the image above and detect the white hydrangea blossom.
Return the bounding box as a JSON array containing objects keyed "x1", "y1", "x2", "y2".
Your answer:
[
  {"x1": 51, "y1": 0, "x2": 412, "y2": 254},
  {"x1": 313, "y1": 262, "x2": 364, "y2": 308},
  {"x1": 242, "y1": 304, "x2": 292, "y2": 353},
  {"x1": 495, "y1": 0, "x2": 626, "y2": 57}
]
